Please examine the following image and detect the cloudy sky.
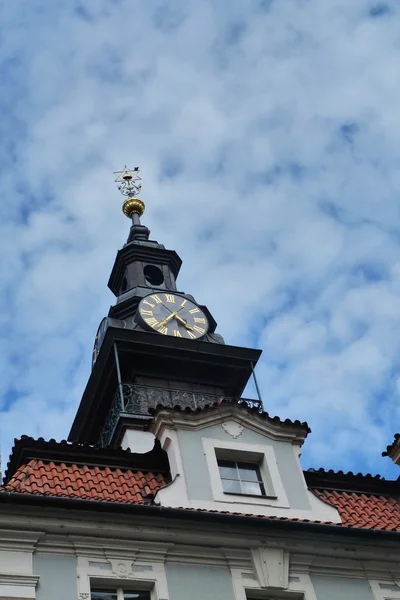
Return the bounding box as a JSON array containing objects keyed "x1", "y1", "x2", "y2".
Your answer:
[{"x1": 1, "y1": 0, "x2": 400, "y2": 478}]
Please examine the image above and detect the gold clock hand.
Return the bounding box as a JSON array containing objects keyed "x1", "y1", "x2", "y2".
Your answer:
[
  {"x1": 158, "y1": 311, "x2": 177, "y2": 328},
  {"x1": 175, "y1": 314, "x2": 194, "y2": 330}
]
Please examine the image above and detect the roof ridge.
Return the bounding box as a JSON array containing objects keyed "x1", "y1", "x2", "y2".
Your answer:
[
  {"x1": 305, "y1": 468, "x2": 400, "y2": 496},
  {"x1": 3, "y1": 436, "x2": 170, "y2": 485},
  {"x1": 149, "y1": 399, "x2": 311, "y2": 433},
  {"x1": 383, "y1": 432, "x2": 400, "y2": 457},
  {"x1": 306, "y1": 467, "x2": 389, "y2": 480}
]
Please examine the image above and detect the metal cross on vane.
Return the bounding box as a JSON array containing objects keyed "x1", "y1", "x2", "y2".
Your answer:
[{"x1": 114, "y1": 165, "x2": 142, "y2": 198}]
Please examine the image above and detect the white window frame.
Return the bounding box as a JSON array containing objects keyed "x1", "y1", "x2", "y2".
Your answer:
[
  {"x1": 217, "y1": 458, "x2": 267, "y2": 497},
  {"x1": 77, "y1": 558, "x2": 169, "y2": 600},
  {"x1": 370, "y1": 580, "x2": 400, "y2": 600},
  {"x1": 0, "y1": 550, "x2": 39, "y2": 600},
  {"x1": 91, "y1": 589, "x2": 151, "y2": 600},
  {"x1": 203, "y1": 438, "x2": 289, "y2": 508},
  {"x1": 231, "y1": 568, "x2": 317, "y2": 600}
]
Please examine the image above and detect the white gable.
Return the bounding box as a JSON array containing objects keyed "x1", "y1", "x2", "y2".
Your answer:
[{"x1": 150, "y1": 406, "x2": 341, "y2": 523}]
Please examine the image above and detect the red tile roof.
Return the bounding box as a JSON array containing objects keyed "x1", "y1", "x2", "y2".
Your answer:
[
  {"x1": 3, "y1": 460, "x2": 166, "y2": 504},
  {"x1": 314, "y1": 489, "x2": 400, "y2": 531},
  {"x1": 3, "y1": 458, "x2": 400, "y2": 533},
  {"x1": 3, "y1": 435, "x2": 170, "y2": 485}
]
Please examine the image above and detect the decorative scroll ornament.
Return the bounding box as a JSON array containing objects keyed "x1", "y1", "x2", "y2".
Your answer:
[
  {"x1": 222, "y1": 420, "x2": 244, "y2": 439},
  {"x1": 110, "y1": 559, "x2": 134, "y2": 579}
]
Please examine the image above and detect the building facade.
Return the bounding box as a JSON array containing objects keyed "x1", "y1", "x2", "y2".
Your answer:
[{"x1": 1, "y1": 167, "x2": 400, "y2": 600}]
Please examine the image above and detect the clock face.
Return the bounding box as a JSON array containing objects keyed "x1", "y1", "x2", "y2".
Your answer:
[
  {"x1": 92, "y1": 317, "x2": 108, "y2": 368},
  {"x1": 138, "y1": 293, "x2": 209, "y2": 339}
]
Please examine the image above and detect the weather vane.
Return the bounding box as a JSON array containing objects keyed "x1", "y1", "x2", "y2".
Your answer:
[{"x1": 113, "y1": 165, "x2": 145, "y2": 219}]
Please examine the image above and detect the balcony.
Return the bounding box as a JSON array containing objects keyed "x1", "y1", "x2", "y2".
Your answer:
[{"x1": 99, "y1": 383, "x2": 263, "y2": 447}]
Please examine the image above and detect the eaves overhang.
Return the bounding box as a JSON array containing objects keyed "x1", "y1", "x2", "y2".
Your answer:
[
  {"x1": 68, "y1": 327, "x2": 262, "y2": 444},
  {"x1": 1, "y1": 492, "x2": 400, "y2": 542}
]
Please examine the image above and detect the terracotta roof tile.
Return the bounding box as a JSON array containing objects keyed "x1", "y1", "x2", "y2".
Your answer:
[
  {"x1": 4, "y1": 458, "x2": 400, "y2": 533},
  {"x1": 3, "y1": 460, "x2": 166, "y2": 504},
  {"x1": 3, "y1": 438, "x2": 400, "y2": 535},
  {"x1": 314, "y1": 489, "x2": 400, "y2": 531},
  {"x1": 3, "y1": 436, "x2": 170, "y2": 485}
]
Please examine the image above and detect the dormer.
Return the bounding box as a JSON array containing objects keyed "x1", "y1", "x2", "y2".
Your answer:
[{"x1": 150, "y1": 400, "x2": 341, "y2": 522}]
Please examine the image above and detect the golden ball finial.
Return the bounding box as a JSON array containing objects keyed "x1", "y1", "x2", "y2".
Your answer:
[{"x1": 122, "y1": 196, "x2": 145, "y2": 218}]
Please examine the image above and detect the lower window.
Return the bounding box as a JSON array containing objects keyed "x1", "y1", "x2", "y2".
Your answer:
[{"x1": 92, "y1": 590, "x2": 151, "y2": 600}]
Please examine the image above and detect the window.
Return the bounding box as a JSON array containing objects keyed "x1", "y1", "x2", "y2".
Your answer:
[
  {"x1": 143, "y1": 265, "x2": 164, "y2": 286},
  {"x1": 92, "y1": 590, "x2": 151, "y2": 600},
  {"x1": 369, "y1": 580, "x2": 400, "y2": 599},
  {"x1": 218, "y1": 459, "x2": 266, "y2": 496},
  {"x1": 203, "y1": 437, "x2": 290, "y2": 508}
]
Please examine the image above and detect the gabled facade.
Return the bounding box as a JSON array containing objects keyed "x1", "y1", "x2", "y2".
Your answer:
[{"x1": 2, "y1": 167, "x2": 400, "y2": 600}]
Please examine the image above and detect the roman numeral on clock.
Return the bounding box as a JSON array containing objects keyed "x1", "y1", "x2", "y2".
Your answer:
[
  {"x1": 189, "y1": 308, "x2": 200, "y2": 314},
  {"x1": 194, "y1": 317, "x2": 206, "y2": 323},
  {"x1": 141, "y1": 309, "x2": 153, "y2": 316},
  {"x1": 193, "y1": 326, "x2": 205, "y2": 334},
  {"x1": 165, "y1": 294, "x2": 175, "y2": 303},
  {"x1": 158, "y1": 326, "x2": 168, "y2": 335},
  {"x1": 143, "y1": 300, "x2": 155, "y2": 308},
  {"x1": 145, "y1": 317, "x2": 158, "y2": 327}
]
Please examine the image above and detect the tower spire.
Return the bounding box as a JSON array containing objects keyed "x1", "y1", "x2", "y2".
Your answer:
[{"x1": 114, "y1": 165, "x2": 149, "y2": 243}]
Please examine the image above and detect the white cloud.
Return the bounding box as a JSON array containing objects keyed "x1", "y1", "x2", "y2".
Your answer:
[{"x1": 1, "y1": 0, "x2": 400, "y2": 477}]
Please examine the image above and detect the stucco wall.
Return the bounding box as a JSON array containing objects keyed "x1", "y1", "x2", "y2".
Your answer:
[
  {"x1": 311, "y1": 574, "x2": 375, "y2": 600},
  {"x1": 177, "y1": 423, "x2": 310, "y2": 510},
  {"x1": 34, "y1": 553, "x2": 77, "y2": 600},
  {"x1": 30, "y1": 549, "x2": 383, "y2": 600},
  {"x1": 165, "y1": 563, "x2": 234, "y2": 600}
]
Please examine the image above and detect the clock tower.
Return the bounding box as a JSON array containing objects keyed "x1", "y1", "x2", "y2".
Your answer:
[{"x1": 69, "y1": 166, "x2": 262, "y2": 448}]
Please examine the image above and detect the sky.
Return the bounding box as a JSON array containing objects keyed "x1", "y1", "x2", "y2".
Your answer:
[{"x1": 1, "y1": 0, "x2": 400, "y2": 478}]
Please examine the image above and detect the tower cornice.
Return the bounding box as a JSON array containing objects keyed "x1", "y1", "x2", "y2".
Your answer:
[{"x1": 68, "y1": 327, "x2": 261, "y2": 445}]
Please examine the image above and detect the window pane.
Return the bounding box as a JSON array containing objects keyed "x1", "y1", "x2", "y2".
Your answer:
[
  {"x1": 241, "y1": 481, "x2": 264, "y2": 495},
  {"x1": 91, "y1": 592, "x2": 118, "y2": 600},
  {"x1": 238, "y1": 463, "x2": 260, "y2": 482},
  {"x1": 221, "y1": 478, "x2": 242, "y2": 494},
  {"x1": 124, "y1": 594, "x2": 151, "y2": 600},
  {"x1": 218, "y1": 460, "x2": 238, "y2": 480}
]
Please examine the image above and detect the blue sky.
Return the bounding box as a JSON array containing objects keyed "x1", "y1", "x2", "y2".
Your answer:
[{"x1": 1, "y1": 0, "x2": 400, "y2": 478}]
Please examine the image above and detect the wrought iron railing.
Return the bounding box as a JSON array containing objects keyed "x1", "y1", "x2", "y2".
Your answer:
[{"x1": 98, "y1": 383, "x2": 263, "y2": 447}]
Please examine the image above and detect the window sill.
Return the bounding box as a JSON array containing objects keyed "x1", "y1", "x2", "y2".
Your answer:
[{"x1": 223, "y1": 492, "x2": 278, "y2": 500}]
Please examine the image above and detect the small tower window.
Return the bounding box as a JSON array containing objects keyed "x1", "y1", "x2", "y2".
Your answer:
[{"x1": 144, "y1": 265, "x2": 164, "y2": 286}]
